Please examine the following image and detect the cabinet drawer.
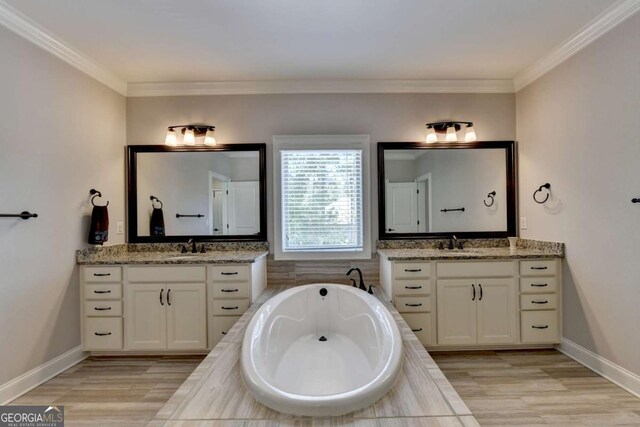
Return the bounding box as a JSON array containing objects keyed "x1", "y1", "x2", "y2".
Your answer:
[
  {"x1": 212, "y1": 315, "x2": 241, "y2": 346},
  {"x1": 394, "y1": 280, "x2": 431, "y2": 296},
  {"x1": 396, "y1": 296, "x2": 431, "y2": 313},
  {"x1": 85, "y1": 283, "x2": 122, "y2": 300},
  {"x1": 437, "y1": 261, "x2": 514, "y2": 278},
  {"x1": 520, "y1": 277, "x2": 557, "y2": 293},
  {"x1": 393, "y1": 262, "x2": 431, "y2": 279},
  {"x1": 128, "y1": 266, "x2": 206, "y2": 282},
  {"x1": 402, "y1": 313, "x2": 433, "y2": 346},
  {"x1": 83, "y1": 317, "x2": 123, "y2": 350},
  {"x1": 210, "y1": 265, "x2": 249, "y2": 282},
  {"x1": 520, "y1": 260, "x2": 557, "y2": 276},
  {"x1": 521, "y1": 311, "x2": 559, "y2": 344},
  {"x1": 212, "y1": 282, "x2": 250, "y2": 299},
  {"x1": 84, "y1": 267, "x2": 121, "y2": 282},
  {"x1": 212, "y1": 299, "x2": 250, "y2": 316},
  {"x1": 84, "y1": 301, "x2": 122, "y2": 317},
  {"x1": 520, "y1": 294, "x2": 557, "y2": 310}
]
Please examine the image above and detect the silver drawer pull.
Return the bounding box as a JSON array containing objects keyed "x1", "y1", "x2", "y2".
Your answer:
[
  {"x1": 405, "y1": 286, "x2": 422, "y2": 289},
  {"x1": 221, "y1": 306, "x2": 239, "y2": 310},
  {"x1": 411, "y1": 328, "x2": 423, "y2": 332},
  {"x1": 531, "y1": 283, "x2": 548, "y2": 287},
  {"x1": 531, "y1": 325, "x2": 549, "y2": 329},
  {"x1": 93, "y1": 273, "x2": 111, "y2": 277},
  {"x1": 94, "y1": 307, "x2": 112, "y2": 311},
  {"x1": 404, "y1": 269, "x2": 422, "y2": 272},
  {"x1": 221, "y1": 272, "x2": 239, "y2": 276},
  {"x1": 405, "y1": 303, "x2": 422, "y2": 307},
  {"x1": 221, "y1": 289, "x2": 239, "y2": 293},
  {"x1": 94, "y1": 290, "x2": 111, "y2": 294},
  {"x1": 530, "y1": 266, "x2": 548, "y2": 270},
  {"x1": 531, "y1": 300, "x2": 548, "y2": 304},
  {"x1": 94, "y1": 332, "x2": 112, "y2": 336}
]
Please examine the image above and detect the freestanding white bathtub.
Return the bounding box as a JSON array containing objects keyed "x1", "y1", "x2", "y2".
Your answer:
[{"x1": 240, "y1": 284, "x2": 403, "y2": 416}]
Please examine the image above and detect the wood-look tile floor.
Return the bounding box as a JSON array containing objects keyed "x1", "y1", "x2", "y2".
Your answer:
[
  {"x1": 431, "y1": 349, "x2": 640, "y2": 426},
  {"x1": 10, "y1": 355, "x2": 205, "y2": 426},
  {"x1": 9, "y1": 350, "x2": 640, "y2": 426}
]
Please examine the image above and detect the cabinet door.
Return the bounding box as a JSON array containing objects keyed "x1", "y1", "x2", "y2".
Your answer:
[
  {"x1": 477, "y1": 278, "x2": 517, "y2": 345},
  {"x1": 437, "y1": 280, "x2": 477, "y2": 345},
  {"x1": 126, "y1": 283, "x2": 167, "y2": 350},
  {"x1": 166, "y1": 283, "x2": 207, "y2": 350}
]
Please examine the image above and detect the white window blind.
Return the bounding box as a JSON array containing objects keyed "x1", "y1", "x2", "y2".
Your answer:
[{"x1": 281, "y1": 150, "x2": 363, "y2": 252}]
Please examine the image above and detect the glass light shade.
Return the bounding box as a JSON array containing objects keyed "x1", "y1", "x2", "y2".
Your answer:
[
  {"x1": 425, "y1": 126, "x2": 438, "y2": 143},
  {"x1": 204, "y1": 128, "x2": 217, "y2": 146},
  {"x1": 165, "y1": 129, "x2": 177, "y2": 146},
  {"x1": 183, "y1": 128, "x2": 196, "y2": 145},
  {"x1": 445, "y1": 126, "x2": 458, "y2": 142},
  {"x1": 464, "y1": 125, "x2": 477, "y2": 142}
]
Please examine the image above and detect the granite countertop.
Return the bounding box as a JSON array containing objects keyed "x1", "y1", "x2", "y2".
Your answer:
[
  {"x1": 76, "y1": 242, "x2": 270, "y2": 265},
  {"x1": 150, "y1": 286, "x2": 478, "y2": 426},
  {"x1": 376, "y1": 238, "x2": 564, "y2": 261},
  {"x1": 378, "y1": 246, "x2": 563, "y2": 261}
]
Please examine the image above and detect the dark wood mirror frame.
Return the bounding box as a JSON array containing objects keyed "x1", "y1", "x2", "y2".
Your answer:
[
  {"x1": 127, "y1": 144, "x2": 267, "y2": 243},
  {"x1": 378, "y1": 141, "x2": 517, "y2": 240}
]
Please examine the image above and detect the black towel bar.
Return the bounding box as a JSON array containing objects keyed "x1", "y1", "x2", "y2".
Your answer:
[
  {"x1": 0, "y1": 211, "x2": 38, "y2": 219},
  {"x1": 176, "y1": 213, "x2": 204, "y2": 218},
  {"x1": 441, "y1": 207, "x2": 465, "y2": 213}
]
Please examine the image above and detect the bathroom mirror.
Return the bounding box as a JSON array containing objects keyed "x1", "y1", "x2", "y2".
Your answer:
[
  {"x1": 378, "y1": 141, "x2": 516, "y2": 239},
  {"x1": 127, "y1": 144, "x2": 267, "y2": 242}
]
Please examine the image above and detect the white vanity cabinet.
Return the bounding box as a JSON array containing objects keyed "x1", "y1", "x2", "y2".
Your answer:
[
  {"x1": 125, "y1": 266, "x2": 208, "y2": 351},
  {"x1": 80, "y1": 257, "x2": 266, "y2": 353},
  {"x1": 380, "y1": 256, "x2": 562, "y2": 349}
]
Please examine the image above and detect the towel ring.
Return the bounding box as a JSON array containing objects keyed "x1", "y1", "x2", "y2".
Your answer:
[
  {"x1": 150, "y1": 195, "x2": 163, "y2": 209},
  {"x1": 484, "y1": 191, "x2": 496, "y2": 207},
  {"x1": 533, "y1": 183, "x2": 551, "y2": 204},
  {"x1": 90, "y1": 189, "x2": 109, "y2": 207}
]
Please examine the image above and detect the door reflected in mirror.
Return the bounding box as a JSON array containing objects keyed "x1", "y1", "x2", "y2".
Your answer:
[{"x1": 379, "y1": 142, "x2": 516, "y2": 239}]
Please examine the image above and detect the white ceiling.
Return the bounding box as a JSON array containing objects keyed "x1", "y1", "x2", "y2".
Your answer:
[{"x1": 3, "y1": 0, "x2": 619, "y2": 85}]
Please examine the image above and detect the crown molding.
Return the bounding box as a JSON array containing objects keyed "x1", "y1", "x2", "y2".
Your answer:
[
  {"x1": 0, "y1": 1, "x2": 127, "y2": 95},
  {"x1": 127, "y1": 79, "x2": 515, "y2": 97},
  {"x1": 514, "y1": 0, "x2": 640, "y2": 91}
]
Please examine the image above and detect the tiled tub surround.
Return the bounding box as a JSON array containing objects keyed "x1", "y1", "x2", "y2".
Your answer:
[
  {"x1": 150, "y1": 286, "x2": 478, "y2": 426},
  {"x1": 76, "y1": 242, "x2": 269, "y2": 265}
]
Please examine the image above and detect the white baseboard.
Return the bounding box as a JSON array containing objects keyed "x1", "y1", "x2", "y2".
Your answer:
[
  {"x1": 558, "y1": 338, "x2": 640, "y2": 398},
  {"x1": 0, "y1": 345, "x2": 87, "y2": 404}
]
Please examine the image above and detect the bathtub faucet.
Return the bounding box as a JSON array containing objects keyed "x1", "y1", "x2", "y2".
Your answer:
[{"x1": 346, "y1": 268, "x2": 367, "y2": 291}]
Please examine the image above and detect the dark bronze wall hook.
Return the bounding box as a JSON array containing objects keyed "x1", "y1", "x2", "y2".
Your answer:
[
  {"x1": 484, "y1": 191, "x2": 496, "y2": 207},
  {"x1": 90, "y1": 189, "x2": 109, "y2": 207},
  {"x1": 533, "y1": 183, "x2": 551, "y2": 204},
  {"x1": 150, "y1": 195, "x2": 163, "y2": 209}
]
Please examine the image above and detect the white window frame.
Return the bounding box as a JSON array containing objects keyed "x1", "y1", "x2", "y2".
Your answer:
[{"x1": 273, "y1": 135, "x2": 371, "y2": 261}]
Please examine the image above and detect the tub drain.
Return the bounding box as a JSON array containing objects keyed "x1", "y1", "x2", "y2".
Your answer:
[{"x1": 319, "y1": 336, "x2": 327, "y2": 342}]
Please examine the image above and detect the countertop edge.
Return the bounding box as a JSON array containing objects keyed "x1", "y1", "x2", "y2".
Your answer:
[{"x1": 76, "y1": 250, "x2": 269, "y2": 265}]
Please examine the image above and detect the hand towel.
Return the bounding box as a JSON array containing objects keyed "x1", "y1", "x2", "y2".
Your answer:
[
  {"x1": 150, "y1": 207, "x2": 165, "y2": 236},
  {"x1": 88, "y1": 205, "x2": 109, "y2": 245}
]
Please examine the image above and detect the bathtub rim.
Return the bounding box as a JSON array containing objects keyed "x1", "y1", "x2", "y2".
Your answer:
[{"x1": 240, "y1": 283, "x2": 403, "y2": 416}]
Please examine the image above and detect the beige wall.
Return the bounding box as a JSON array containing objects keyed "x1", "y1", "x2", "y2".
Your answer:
[
  {"x1": 517, "y1": 13, "x2": 640, "y2": 375},
  {"x1": 127, "y1": 92, "x2": 516, "y2": 248},
  {"x1": 0, "y1": 26, "x2": 126, "y2": 385}
]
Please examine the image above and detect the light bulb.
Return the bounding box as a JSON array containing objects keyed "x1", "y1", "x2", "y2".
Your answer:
[
  {"x1": 204, "y1": 128, "x2": 217, "y2": 146},
  {"x1": 464, "y1": 125, "x2": 477, "y2": 142},
  {"x1": 165, "y1": 129, "x2": 177, "y2": 146},
  {"x1": 425, "y1": 126, "x2": 438, "y2": 143},
  {"x1": 445, "y1": 125, "x2": 458, "y2": 142},
  {"x1": 183, "y1": 128, "x2": 196, "y2": 145}
]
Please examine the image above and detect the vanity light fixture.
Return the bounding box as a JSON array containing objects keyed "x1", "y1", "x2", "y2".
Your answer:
[
  {"x1": 425, "y1": 121, "x2": 477, "y2": 143},
  {"x1": 164, "y1": 125, "x2": 216, "y2": 146}
]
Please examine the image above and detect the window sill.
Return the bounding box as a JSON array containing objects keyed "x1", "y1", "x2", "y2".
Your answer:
[{"x1": 274, "y1": 250, "x2": 372, "y2": 261}]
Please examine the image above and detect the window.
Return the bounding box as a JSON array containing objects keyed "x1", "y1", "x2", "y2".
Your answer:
[{"x1": 273, "y1": 135, "x2": 371, "y2": 260}]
